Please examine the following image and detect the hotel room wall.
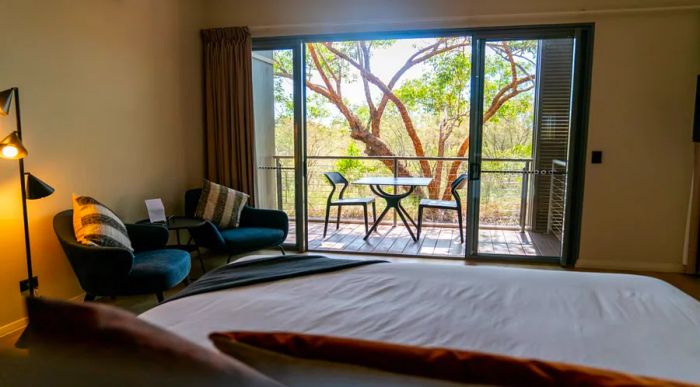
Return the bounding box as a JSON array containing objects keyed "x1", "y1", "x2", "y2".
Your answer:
[
  {"x1": 0, "y1": 0, "x2": 204, "y2": 332},
  {"x1": 202, "y1": 0, "x2": 700, "y2": 272}
]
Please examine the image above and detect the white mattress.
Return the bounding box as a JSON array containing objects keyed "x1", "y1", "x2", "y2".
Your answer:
[{"x1": 140, "y1": 258, "x2": 700, "y2": 383}]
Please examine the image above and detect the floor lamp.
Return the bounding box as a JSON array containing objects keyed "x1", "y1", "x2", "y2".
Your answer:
[{"x1": 0, "y1": 87, "x2": 55, "y2": 299}]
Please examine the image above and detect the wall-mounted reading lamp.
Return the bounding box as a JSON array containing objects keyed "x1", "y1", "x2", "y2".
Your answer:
[{"x1": 0, "y1": 87, "x2": 54, "y2": 298}]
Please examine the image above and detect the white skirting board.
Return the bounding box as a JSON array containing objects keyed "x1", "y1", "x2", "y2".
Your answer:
[
  {"x1": 0, "y1": 293, "x2": 85, "y2": 338},
  {"x1": 575, "y1": 259, "x2": 685, "y2": 273}
]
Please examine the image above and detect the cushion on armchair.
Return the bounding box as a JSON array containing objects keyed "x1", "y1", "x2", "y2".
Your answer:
[
  {"x1": 72, "y1": 194, "x2": 133, "y2": 251},
  {"x1": 121, "y1": 249, "x2": 191, "y2": 295},
  {"x1": 195, "y1": 180, "x2": 249, "y2": 229},
  {"x1": 220, "y1": 227, "x2": 285, "y2": 252}
]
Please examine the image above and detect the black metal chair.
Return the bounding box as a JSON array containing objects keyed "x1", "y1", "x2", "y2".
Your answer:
[
  {"x1": 417, "y1": 173, "x2": 468, "y2": 243},
  {"x1": 323, "y1": 172, "x2": 376, "y2": 237}
]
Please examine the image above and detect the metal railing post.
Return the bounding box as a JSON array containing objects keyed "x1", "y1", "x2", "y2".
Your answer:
[
  {"x1": 393, "y1": 157, "x2": 398, "y2": 226},
  {"x1": 275, "y1": 157, "x2": 283, "y2": 211},
  {"x1": 519, "y1": 160, "x2": 530, "y2": 233},
  {"x1": 274, "y1": 154, "x2": 532, "y2": 230}
]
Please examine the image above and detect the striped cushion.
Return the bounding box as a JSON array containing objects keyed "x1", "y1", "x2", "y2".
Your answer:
[
  {"x1": 72, "y1": 194, "x2": 133, "y2": 251},
  {"x1": 195, "y1": 180, "x2": 249, "y2": 229}
]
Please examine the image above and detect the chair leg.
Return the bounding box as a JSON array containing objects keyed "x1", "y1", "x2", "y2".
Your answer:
[
  {"x1": 417, "y1": 206, "x2": 424, "y2": 240},
  {"x1": 199, "y1": 256, "x2": 206, "y2": 274},
  {"x1": 372, "y1": 202, "x2": 377, "y2": 223},
  {"x1": 457, "y1": 208, "x2": 464, "y2": 243},
  {"x1": 279, "y1": 245, "x2": 286, "y2": 255},
  {"x1": 84, "y1": 294, "x2": 96, "y2": 302},
  {"x1": 196, "y1": 247, "x2": 206, "y2": 274},
  {"x1": 336, "y1": 206, "x2": 342, "y2": 230},
  {"x1": 363, "y1": 204, "x2": 369, "y2": 235},
  {"x1": 323, "y1": 205, "x2": 331, "y2": 237},
  {"x1": 156, "y1": 292, "x2": 164, "y2": 303}
]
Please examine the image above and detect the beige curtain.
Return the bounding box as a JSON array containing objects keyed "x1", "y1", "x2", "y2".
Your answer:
[
  {"x1": 684, "y1": 143, "x2": 700, "y2": 274},
  {"x1": 201, "y1": 27, "x2": 256, "y2": 206}
]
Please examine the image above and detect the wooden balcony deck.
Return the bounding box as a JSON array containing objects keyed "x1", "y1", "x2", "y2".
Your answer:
[{"x1": 287, "y1": 220, "x2": 560, "y2": 258}]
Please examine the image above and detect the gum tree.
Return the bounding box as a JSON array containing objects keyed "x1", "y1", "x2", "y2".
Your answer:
[{"x1": 274, "y1": 38, "x2": 536, "y2": 200}]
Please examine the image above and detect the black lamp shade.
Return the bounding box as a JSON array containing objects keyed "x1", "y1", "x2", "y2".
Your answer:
[
  {"x1": 0, "y1": 131, "x2": 28, "y2": 159},
  {"x1": 26, "y1": 173, "x2": 54, "y2": 200},
  {"x1": 0, "y1": 88, "x2": 13, "y2": 116}
]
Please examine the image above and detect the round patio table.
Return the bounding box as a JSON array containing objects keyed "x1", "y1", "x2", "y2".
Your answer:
[{"x1": 353, "y1": 177, "x2": 432, "y2": 242}]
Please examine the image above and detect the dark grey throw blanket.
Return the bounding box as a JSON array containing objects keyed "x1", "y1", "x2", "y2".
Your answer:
[{"x1": 168, "y1": 254, "x2": 386, "y2": 302}]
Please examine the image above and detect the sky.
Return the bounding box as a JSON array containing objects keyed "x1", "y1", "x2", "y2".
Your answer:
[
  {"x1": 306, "y1": 37, "x2": 459, "y2": 106},
  {"x1": 263, "y1": 37, "x2": 468, "y2": 116}
]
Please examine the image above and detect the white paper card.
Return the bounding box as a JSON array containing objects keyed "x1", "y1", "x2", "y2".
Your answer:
[{"x1": 145, "y1": 198, "x2": 167, "y2": 223}]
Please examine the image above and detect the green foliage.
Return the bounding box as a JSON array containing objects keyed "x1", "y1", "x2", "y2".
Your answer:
[
  {"x1": 265, "y1": 37, "x2": 539, "y2": 222},
  {"x1": 396, "y1": 45, "x2": 471, "y2": 118},
  {"x1": 335, "y1": 142, "x2": 368, "y2": 180}
]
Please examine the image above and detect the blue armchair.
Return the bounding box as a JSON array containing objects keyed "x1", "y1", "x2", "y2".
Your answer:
[
  {"x1": 53, "y1": 210, "x2": 191, "y2": 303},
  {"x1": 185, "y1": 189, "x2": 289, "y2": 263}
]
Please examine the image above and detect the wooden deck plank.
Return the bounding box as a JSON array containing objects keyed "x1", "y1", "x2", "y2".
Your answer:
[
  {"x1": 300, "y1": 220, "x2": 559, "y2": 259},
  {"x1": 358, "y1": 225, "x2": 392, "y2": 253},
  {"x1": 530, "y1": 232, "x2": 561, "y2": 256},
  {"x1": 433, "y1": 228, "x2": 453, "y2": 256},
  {"x1": 401, "y1": 228, "x2": 429, "y2": 255},
  {"x1": 448, "y1": 229, "x2": 465, "y2": 256},
  {"x1": 388, "y1": 227, "x2": 416, "y2": 254},
  {"x1": 418, "y1": 227, "x2": 440, "y2": 256},
  {"x1": 373, "y1": 226, "x2": 403, "y2": 253}
]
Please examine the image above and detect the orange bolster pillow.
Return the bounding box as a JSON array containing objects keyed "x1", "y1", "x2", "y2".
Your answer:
[{"x1": 210, "y1": 331, "x2": 695, "y2": 387}]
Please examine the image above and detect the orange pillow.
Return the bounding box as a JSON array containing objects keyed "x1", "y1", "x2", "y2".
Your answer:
[{"x1": 211, "y1": 331, "x2": 695, "y2": 387}]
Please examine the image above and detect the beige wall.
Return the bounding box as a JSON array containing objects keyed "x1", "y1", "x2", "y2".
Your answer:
[
  {"x1": 0, "y1": 0, "x2": 203, "y2": 331},
  {"x1": 202, "y1": 0, "x2": 700, "y2": 272}
]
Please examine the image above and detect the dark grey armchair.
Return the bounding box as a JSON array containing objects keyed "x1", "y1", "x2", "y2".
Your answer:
[
  {"x1": 185, "y1": 189, "x2": 288, "y2": 263},
  {"x1": 53, "y1": 210, "x2": 191, "y2": 303}
]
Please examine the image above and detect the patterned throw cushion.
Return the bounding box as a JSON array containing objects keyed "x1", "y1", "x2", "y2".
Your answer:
[
  {"x1": 195, "y1": 180, "x2": 249, "y2": 229},
  {"x1": 72, "y1": 194, "x2": 133, "y2": 251}
]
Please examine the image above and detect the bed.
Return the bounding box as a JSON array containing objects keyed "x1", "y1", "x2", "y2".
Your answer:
[{"x1": 140, "y1": 255, "x2": 700, "y2": 384}]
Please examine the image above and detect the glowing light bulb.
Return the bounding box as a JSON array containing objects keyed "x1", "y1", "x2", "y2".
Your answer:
[{"x1": 1, "y1": 145, "x2": 18, "y2": 158}]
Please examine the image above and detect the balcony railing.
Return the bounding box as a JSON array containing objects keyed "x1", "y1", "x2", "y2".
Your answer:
[{"x1": 260, "y1": 155, "x2": 533, "y2": 231}]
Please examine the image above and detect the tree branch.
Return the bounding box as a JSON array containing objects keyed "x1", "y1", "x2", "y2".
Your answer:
[
  {"x1": 358, "y1": 41, "x2": 379, "y2": 135},
  {"x1": 440, "y1": 73, "x2": 535, "y2": 200},
  {"x1": 323, "y1": 42, "x2": 433, "y2": 179}
]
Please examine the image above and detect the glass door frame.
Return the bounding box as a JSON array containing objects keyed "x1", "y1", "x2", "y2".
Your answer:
[
  {"x1": 252, "y1": 39, "x2": 307, "y2": 252},
  {"x1": 465, "y1": 25, "x2": 594, "y2": 266},
  {"x1": 253, "y1": 23, "x2": 593, "y2": 263}
]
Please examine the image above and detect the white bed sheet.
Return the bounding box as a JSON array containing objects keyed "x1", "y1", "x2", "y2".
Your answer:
[{"x1": 140, "y1": 258, "x2": 700, "y2": 383}]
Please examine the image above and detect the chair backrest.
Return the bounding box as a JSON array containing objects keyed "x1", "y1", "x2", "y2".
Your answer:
[
  {"x1": 53, "y1": 210, "x2": 134, "y2": 295},
  {"x1": 53, "y1": 210, "x2": 78, "y2": 247},
  {"x1": 185, "y1": 188, "x2": 203, "y2": 217},
  {"x1": 324, "y1": 172, "x2": 349, "y2": 202},
  {"x1": 450, "y1": 173, "x2": 468, "y2": 204}
]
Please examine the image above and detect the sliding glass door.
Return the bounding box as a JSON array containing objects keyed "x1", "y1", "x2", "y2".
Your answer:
[
  {"x1": 252, "y1": 43, "x2": 306, "y2": 251},
  {"x1": 466, "y1": 29, "x2": 592, "y2": 265},
  {"x1": 251, "y1": 25, "x2": 592, "y2": 263}
]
